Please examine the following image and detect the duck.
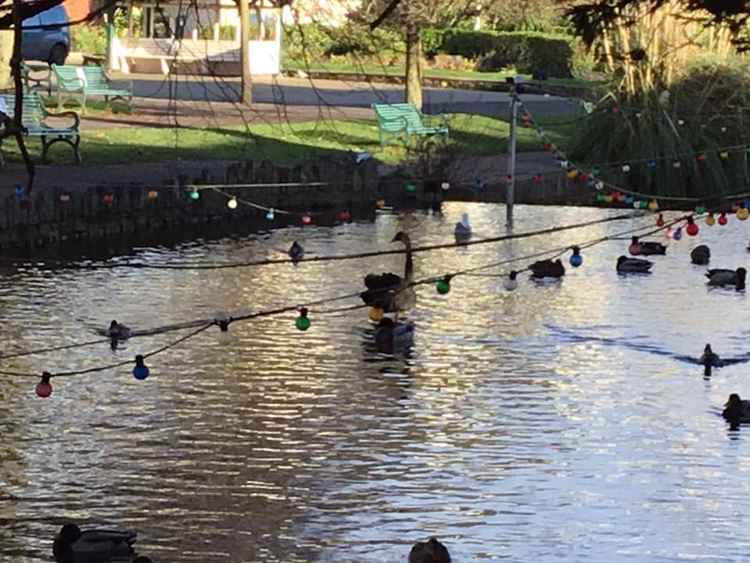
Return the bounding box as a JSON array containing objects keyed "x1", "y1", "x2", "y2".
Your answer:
[
  {"x1": 690, "y1": 245, "x2": 710, "y2": 265},
  {"x1": 722, "y1": 393, "x2": 750, "y2": 426},
  {"x1": 629, "y1": 236, "x2": 667, "y2": 256},
  {"x1": 409, "y1": 537, "x2": 452, "y2": 563},
  {"x1": 454, "y1": 213, "x2": 472, "y2": 241},
  {"x1": 288, "y1": 241, "x2": 304, "y2": 262},
  {"x1": 361, "y1": 231, "x2": 416, "y2": 320},
  {"x1": 529, "y1": 259, "x2": 565, "y2": 279},
  {"x1": 106, "y1": 320, "x2": 131, "y2": 340},
  {"x1": 699, "y1": 343, "x2": 720, "y2": 376},
  {"x1": 53, "y1": 523, "x2": 137, "y2": 563},
  {"x1": 706, "y1": 267, "x2": 746, "y2": 290},
  {"x1": 374, "y1": 317, "x2": 415, "y2": 354},
  {"x1": 616, "y1": 255, "x2": 653, "y2": 273}
]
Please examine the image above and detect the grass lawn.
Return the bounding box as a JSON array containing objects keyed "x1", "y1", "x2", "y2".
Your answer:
[
  {"x1": 1, "y1": 114, "x2": 574, "y2": 167},
  {"x1": 284, "y1": 59, "x2": 599, "y2": 90}
]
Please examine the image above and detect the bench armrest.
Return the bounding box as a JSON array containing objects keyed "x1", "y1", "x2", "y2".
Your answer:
[
  {"x1": 44, "y1": 110, "x2": 80, "y2": 130},
  {"x1": 377, "y1": 114, "x2": 409, "y2": 128},
  {"x1": 102, "y1": 70, "x2": 133, "y2": 93}
]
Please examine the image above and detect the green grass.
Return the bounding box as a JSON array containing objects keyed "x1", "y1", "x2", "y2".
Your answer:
[
  {"x1": 284, "y1": 59, "x2": 598, "y2": 90},
  {"x1": 0, "y1": 114, "x2": 574, "y2": 167}
]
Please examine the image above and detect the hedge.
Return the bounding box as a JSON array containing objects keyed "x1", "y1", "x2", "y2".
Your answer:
[{"x1": 435, "y1": 29, "x2": 574, "y2": 78}]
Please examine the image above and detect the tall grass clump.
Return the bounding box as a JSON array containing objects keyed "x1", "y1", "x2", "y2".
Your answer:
[{"x1": 568, "y1": 1, "x2": 748, "y2": 198}]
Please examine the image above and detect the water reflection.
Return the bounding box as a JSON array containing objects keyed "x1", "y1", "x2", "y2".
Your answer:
[{"x1": 4, "y1": 203, "x2": 750, "y2": 561}]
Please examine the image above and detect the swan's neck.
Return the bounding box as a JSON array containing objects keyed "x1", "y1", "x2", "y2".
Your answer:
[{"x1": 403, "y1": 240, "x2": 413, "y2": 281}]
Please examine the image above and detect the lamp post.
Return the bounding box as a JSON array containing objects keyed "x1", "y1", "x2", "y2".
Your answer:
[{"x1": 506, "y1": 76, "x2": 519, "y2": 230}]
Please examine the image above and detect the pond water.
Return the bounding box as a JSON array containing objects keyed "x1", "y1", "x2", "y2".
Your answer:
[{"x1": 2, "y1": 202, "x2": 750, "y2": 562}]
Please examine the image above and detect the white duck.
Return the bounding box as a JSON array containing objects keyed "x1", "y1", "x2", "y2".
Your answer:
[{"x1": 454, "y1": 213, "x2": 472, "y2": 241}]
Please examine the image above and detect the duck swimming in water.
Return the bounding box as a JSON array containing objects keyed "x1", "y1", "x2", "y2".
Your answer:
[
  {"x1": 409, "y1": 537, "x2": 451, "y2": 563},
  {"x1": 288, "y1": 241, "x2": 304, "y2": 262},
  {"x1": 690, "y1": 245, "x2": 710, "y2": 265},
  {"x1": 616, "y1": 255, "x2": 653, "y2": 273},
  {"x1": 722, "y1": 393, "x2": 750, "y2": 426},
  {"x1": 706, "y1": 267, "x2": 746, "y2": 290},
  {"x1": 529, "y1": 259, "x2": 565, "y2": 279},
  {"x1": 699, "y1": 343, "x2": 720, "y2": 376},
  {"x1": 361, "y1": 232, "x2": 416, "y2": 319},
  {"x1": 454, "y1": 213, "x2": 471, "y2": 241},
  {"x1": 106, "y1": 320, "x2": 131, "y2": 340},
  {"x1": 53, "y1": 523, "x2": 137, "y2": 563},
  {"x1": 629, "y1": 236, "x2": 667, "y2": 256}
]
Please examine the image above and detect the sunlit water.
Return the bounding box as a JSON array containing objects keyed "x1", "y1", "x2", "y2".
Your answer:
[{"x1": 2, "y1": 203, "x2": 750, "y2": 562}]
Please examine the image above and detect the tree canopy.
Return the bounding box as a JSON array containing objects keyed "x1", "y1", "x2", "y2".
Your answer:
[{"x1": 568, "y1": 0, "x2": 750, "y2": 49}]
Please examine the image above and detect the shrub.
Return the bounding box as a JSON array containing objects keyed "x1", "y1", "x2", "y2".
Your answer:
[
  {"x1": 438, "y1": 30, "x2": 573, "y2": 77},
  {"x1": 282, "y1": 22, "x2": 334, "y2": 62},
  {"x1": 567, "y1": 59, "x2": 750, "y2": 198},
  {"x1": 70, "y1": 24, "x2": 106, "y2": 55},
  {"x1": 422, "y1": 28, "x2": 447, "y2": 58}
]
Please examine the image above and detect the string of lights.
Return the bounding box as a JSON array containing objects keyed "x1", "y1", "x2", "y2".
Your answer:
[
  {"x1": 2, "y1": 210, "x2": 698, "y2": 397},
  {"x1": 0, "y1": 211, "x2": 645, "y2": 270},
  {"x1": 517, "y1": 95, "x2": 750, "y2": 208}
]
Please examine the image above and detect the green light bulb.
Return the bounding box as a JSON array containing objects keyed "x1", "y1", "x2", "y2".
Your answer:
[{"x1": 436, "y1": 279, "x2": 451, "y2": 294}]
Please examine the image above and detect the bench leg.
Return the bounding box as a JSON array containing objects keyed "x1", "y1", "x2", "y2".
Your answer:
[
  {"x1": 43, "y1": 136, "x2": 81, "y2": 164},
  {"x1": 41, "y1": 135, "x2": 49, "y2": 163},
  {"x1": 73, "y1": 135, "x2": 81, "y2": 164}
]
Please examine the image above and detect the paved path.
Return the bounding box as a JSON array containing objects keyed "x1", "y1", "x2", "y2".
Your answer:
[{"x1": 122, "y1": 74, "x2": 579, "y2": 118}]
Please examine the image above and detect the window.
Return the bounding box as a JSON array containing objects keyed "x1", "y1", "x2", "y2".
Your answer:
[
  {"x1": 152, "y1": 9, "x2": 173, "y2": 38},
  {"x1": 248, "y1": 10, "x2": 277, "y2": 41}
]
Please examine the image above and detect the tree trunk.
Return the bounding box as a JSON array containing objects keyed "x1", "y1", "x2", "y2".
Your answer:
[
  {"x1": 0, "y1": 29, "x2": 12, "y2": 89},
  {"x1": 404, "y1": 22, "x2": 422, "y2": 110},
  {"x1": 239, "y1": 0, "x2": 252, "y2": 105}
]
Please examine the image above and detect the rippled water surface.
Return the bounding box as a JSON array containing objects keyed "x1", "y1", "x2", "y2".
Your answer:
[{"x1": 3, "y1": 203, "x2": 750, "y2": 562}]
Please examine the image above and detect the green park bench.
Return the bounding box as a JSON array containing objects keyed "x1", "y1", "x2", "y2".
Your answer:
[
  {"x1": 0, "y1": 92, "x2": 81, "y2": 166},
  {"x1": 371, "y1": 103, "x2": 450, "y2": 147},
  {"x1": 51, "y1": 64, "x2": 133, "y2": 112}
]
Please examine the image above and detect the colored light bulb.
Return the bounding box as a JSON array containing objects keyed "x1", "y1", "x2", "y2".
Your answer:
[{"x1": 132, "y1": 355, "x2": 150, "y2": 380}]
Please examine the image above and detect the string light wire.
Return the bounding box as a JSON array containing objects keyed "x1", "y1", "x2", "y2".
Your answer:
[{"x1": 0, "y1": 211, "x2": 693, "y2": 379}]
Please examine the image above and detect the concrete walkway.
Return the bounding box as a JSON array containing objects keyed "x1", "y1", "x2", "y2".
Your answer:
[{"x1": 121, "y1": 73, "x2": 579, "y2": 118}]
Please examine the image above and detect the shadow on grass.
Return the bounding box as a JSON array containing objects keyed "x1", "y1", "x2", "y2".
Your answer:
[{"x1": 0, "y1": 114, "x2": 574, "y2": 167}]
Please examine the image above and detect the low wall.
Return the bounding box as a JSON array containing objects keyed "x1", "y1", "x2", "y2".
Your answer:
[
  {"x1": 0, "y1": 157, "x2": 380, "y2": 251},
  {"x1": 0, "y1": 156, "x2": 614, "y2": 253}
]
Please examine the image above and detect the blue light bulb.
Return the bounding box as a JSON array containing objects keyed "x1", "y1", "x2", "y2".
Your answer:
[{"x1": 133, "y1": 354, "x2": 150, "y2": 380}]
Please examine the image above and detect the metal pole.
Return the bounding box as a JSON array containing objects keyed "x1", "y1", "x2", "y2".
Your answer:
[{"x1": 506, "y1": 80, "x2": 518, "y2": 230}]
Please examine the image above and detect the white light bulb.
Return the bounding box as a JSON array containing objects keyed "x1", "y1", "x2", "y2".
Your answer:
[{"x1": 227, "y1": 198, "x2": 238, "y2": 210}]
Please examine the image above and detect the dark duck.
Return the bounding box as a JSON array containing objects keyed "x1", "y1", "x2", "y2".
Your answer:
[
  {"x1": 53, "y1": 523, "x2": 137, "y2": 563},
  {"x1": 722, "y1": 393, "x2": 750, "y2": 427},
  {"x1": 529, "y1": 259, "x2": 565, "y2": 279},
  {"x1": 409, "y1": 537, "x2": 451, "y2": 563},
  {"x1": 629, "y1": 236, "x2": 666, "y2": 256},
  {"x1": 616, "y1": 255, "x2": 653, "y2": 273},
  {"x1": 288, "y1": 241, "x2": 304, "y2": 262},
  {"x1": 361, "y1": 232, "x2": 416, "y2": 318},
  {"x1": 690, "y1": 245, "x2": 710, "y2": 265},
  {"x1": 699, "y1": 343, "x2": 720, "y2": 376},
  {"x1": 706, "y1": 267, "x2": 746, "y2": 290},
  {"x1": 106, "y1": 320, "x2": 131, "y2": 340}
]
